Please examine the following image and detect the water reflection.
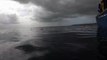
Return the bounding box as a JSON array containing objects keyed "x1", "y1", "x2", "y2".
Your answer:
[
  {"x1": 17, "y1": 26, "x2": 35, "y2": 41},
  {"x1": 0, "y1": 24, "x2": 19, "y2": 43},
  {"x1": 0, "y1": 23, "x2": 37, "y2": 43},
  {"x1": 0, "y1": 23, "x2": 99, "y2": 60}
]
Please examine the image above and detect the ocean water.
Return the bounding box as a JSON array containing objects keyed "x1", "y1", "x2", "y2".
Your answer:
[{"x1": 0, "y1": 24, "x2": 99, "y2": 60}]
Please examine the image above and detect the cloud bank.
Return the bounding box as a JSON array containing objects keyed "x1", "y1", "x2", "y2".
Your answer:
[
  {"x1": 0, "y1": 14, "x2": 18, "y2": 24},
  {"x1": 0, "y1": 0, "x2": 99, "y2": 26},
  {"x1": 15, "y1": 0, "x2": 99, "y2": 22}
]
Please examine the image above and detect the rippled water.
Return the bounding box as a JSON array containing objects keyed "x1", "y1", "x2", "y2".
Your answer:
[{"x1": 0, "y1": 24, "x2": 99, "y2": 60}]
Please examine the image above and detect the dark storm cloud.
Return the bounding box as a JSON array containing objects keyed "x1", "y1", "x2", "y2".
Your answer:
[
  {"x1": 0, "y1": 14, "x2": 18, "y2": 24},
  {"x1": 15, "y1": 0, "x2": 99, "y2": 22}
]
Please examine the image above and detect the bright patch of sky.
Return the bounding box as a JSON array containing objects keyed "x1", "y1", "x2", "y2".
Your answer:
[{"x1": 0, "y1": 0, "x2": 43, "y2": 26}]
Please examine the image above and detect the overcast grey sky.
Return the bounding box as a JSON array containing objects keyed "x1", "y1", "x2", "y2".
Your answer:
[{"x1": 0, "y1": 0, "x2": 99, "y2": 26}]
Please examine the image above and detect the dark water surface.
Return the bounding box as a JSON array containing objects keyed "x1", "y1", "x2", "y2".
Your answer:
[{"x1": 0, "y1": 24, "x2": 99, "y2": 60}]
